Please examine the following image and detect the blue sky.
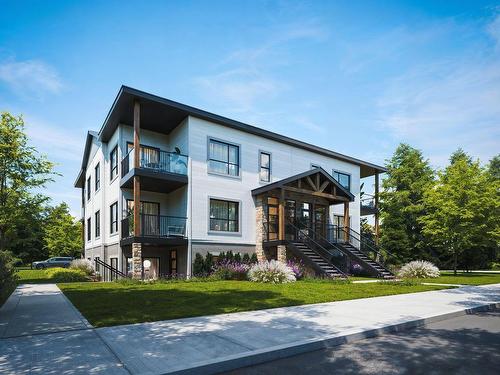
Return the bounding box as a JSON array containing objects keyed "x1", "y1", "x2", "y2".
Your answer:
[{"x1": 1, "y1": 0, "x2": 499, "y2": 216}]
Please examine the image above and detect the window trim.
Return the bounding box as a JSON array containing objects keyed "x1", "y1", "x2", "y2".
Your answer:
[
  {"x1": 258, "y1": 150, "x2": 272, "y2": 183},
  {"x1": 332, "y1": 170, "x2": 351, "y2": 191},
  {"x1": 110, "y1": 145, "x2": 118, "y2": 181},
  {"x1": 206, "y1": 137, "x2": 242, "y2": 179},
  {"x1": 95, "y1": 210, "x2": 101, "y2": 239},
  {"x1": 110, "y1": 201, "x2": 118, "y2": 235},
  {"x1": 207, "y1": 196, "x2": 242, "y2": 236},
  {"x1": 86, "y1": 217, "x2": 91, "y2": 242},
  {"x1": 86, "y1": 176, "x2": 91, "y2": 201},
  {"x1": 95, "y1": 163, "x2": 100, "y2": 192}
]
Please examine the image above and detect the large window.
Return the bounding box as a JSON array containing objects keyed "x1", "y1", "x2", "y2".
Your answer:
[
  {"x1": 86, "y1": 177, "x2": 91, "y2": 200},
  {"x1": 259, "y1": 151, "x2": 271, "y2": 182},
  {"x1": 110, "y1": 146, "x2": 118, "y2": 180},
  {"x1": 87, "y1": 217, "x2": 91, "y2": 241},
  {"x1": 333, "y1": 171, "x2": 351, "y2": 191},
  {"x1": 209, "y1": 199, "x2": 239, "y2": 232},
  {"x1": 208, "y1": 139, "x2": 239, "y2": 177},
  {"x1": 95, "y1": 163, "x2": 100, "y2": 191},
  {"x1": 110, "y1": 202, "x2": 118, "y2": 234},
  {"x1": 95, "y1": 210, "x2": 100, "y2": 238}
]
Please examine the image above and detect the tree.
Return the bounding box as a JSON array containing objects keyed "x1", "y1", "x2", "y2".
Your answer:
[
  {"x1": 487, "y1": 154, "x2": 500, "y2": 180},
  {"x1": 193, "y1": 253, "x2": 205, "y2": 276},
  {"x1": 379, "y1": 144, "x2": 435, "y2": 263},
  {"x1": 0, "y1": 113, "x2": 54, "y2": 256},
  {"x1": 43, "y1": 203, "x2": 83, "y2": 258},
  {"x1": 419, "y1": 150, "x2": 499, "y2": 274}
]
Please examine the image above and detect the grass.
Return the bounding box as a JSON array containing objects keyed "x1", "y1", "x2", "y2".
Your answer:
[
  {"x1": 59, "y1": 280, "x2": 451, "y2": 327},
  {"x1": 15, "y1": 267, "x2": 52, "y2": 284},
  {"x1": 422, "y1": 271, "x2": 500, "y2": 286}
]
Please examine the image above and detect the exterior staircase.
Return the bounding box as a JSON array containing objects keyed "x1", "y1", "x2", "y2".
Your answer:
[
  {"x1": 334, "y1": 242, "x2": 394, "y2": 279},
  {"x1": 287, "y1": 241, "x2": 347, "y2": 278}
]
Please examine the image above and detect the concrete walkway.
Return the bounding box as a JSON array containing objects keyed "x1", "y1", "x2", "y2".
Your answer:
[{"x1": 0, "y1": 283, "x2": 499, "y2": 375}]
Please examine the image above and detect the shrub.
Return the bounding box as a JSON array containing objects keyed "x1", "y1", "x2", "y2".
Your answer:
[
  {"x1": 0, "y1": 250, "x2": 19, "y2": 305},
  {"x1": 248, "y1": 260, "x2": 296, "y2": 283},
  {"x1": 250, "y1": 253, "x2": 258, "y2": 263},
  {"x1": 286, "y1": 259, "x2": 305, "y2": 280},
  {"x1": 242, "y1": 253, "x2": 250, "y2": 264},
  {"x1": 45, "y1": 267, "x2": 88, "y2": 282},
  {"x1": 70, "y1": 259, "x2": 94, "y2": 275},
  {"x1": 211, "y1": 260, "x2": 250, "y2": 280},
  {"x1": 193, "y1": 253, "x2": 205, "y2": 276},
  {"x1": 398, "y1": 260, "x2": 440, "y2": 279}
]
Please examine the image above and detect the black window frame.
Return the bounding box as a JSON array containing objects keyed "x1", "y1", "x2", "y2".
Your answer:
[
  {"x1": 95, "y1": 163, "x2": 100, "y2": 191},
  {"x1": 209, "y1": 198, "x2": 240, "y2": 233},
  {"x1": 95, "y1": 210, "x2": 100, "y2": 238},
  {"x1": 207, "y1": 138, "x2": 240, "y2": 177},
  {"x1": 87, "y1": 217, "x2": 91, "y2": 242},
  {"x1": 110, "y1": 146, "x2": 118, "y2": 180},
  {"x1": 110, "y1": 202, "x2": 118, "y2": 234},
  {"x1": 333, "y1": 170, "x2": 351, "y2": 191},
  {"x1": 86, "y1": 176, "x2": 91, "y2": 201},
  {"x1": 259, "y1": 151, "x2": 271, "y2": 182}
]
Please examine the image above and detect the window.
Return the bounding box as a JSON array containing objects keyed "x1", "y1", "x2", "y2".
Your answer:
[
  {"x1": 110, "y1": 146, "x2": 118, "y2": 180},
  {"x1": 95, "y1": 163, "x2": 100, "y2": 191},
  {"x1": 333, "y1": 171, "x2": 351, "y2": 191},
  {"x1": 95, "y1": 210, "x2": 100, "y2": 238},
  {"x1": 110, "y1": 202, "x2": 118, "y2": 234},
  {"x1": 208, "y1": 139, "x2": 239, "y2": 177},
  {"x1": 87, "y1": 217, "x2": 91, "y2": 241},
  {"x1": 209, "y1": 199, "x2": 239, "y2": 232},
  {"x1": 86, "y1": 177, "x2": 91, "y2": 200},
  {"x1": 259, "y1": 152, "x2": 271, "y2": 182}
]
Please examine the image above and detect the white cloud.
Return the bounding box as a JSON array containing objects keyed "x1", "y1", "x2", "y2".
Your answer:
[{"x1": 0, "y1": 59, "x2": 63, "y2": 98}]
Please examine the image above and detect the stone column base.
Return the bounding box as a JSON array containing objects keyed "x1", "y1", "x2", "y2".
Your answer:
[
  {"x1": 132, "y1": 243, "x2": 142, "y2": 279},
  {"x1": 277, "y1": 245, "x2": 287, "y2": 263}
]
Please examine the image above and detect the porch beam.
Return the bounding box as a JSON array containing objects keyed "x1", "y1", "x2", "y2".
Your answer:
[
  {"x1": 283, "y1": 186, "x2": 350, "y2": 202},
  {"x1": 319, "y1": 180, "x2": 329, "y2": 193},
  {"x1": 344, "y1": 201, "x2": 350, "y2": 240},
  {"x1": 278, "y1": 188, "x2": 285, "y2": 241},
  {"x1": 306, "y1": 176, "x2": 317, "y2": 191}
]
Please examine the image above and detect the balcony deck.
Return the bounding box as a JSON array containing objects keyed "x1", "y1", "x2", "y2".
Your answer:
[
  {"x1": 120, "y1": 148, "x2": 188, "y2": 193},
  {"x1": 120, "y1": 214, "x2": 188, "y2": 246}
]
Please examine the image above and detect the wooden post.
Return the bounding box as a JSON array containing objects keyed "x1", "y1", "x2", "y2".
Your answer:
[
  {"x1": 374, "y1": 172, "x2": 380, "y2": 244},
  {"x1": 133, "y1": 100, "x2": 141, "y2": 237},
  {"x1": 343, "y1": 201, "x2": 350, "y2": 242},
  {"x1": 278, "y1": 189, "x2": 285, "y2": 241}
]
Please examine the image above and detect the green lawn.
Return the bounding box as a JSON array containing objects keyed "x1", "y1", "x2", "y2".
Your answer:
[
  {"x1": 15, "y1": 267, "x2": 52, "y2": 284},
  {"x1": 59, "y1": 280, "x2": 451, "y2": 327},
  {"x1": 423, "y1": 271, "x2": 500, "y2": 285}
]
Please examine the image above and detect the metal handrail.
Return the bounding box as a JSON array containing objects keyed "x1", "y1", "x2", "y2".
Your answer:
[
  {"x1": 121, "y1": 214, "x2": 187, "y2": 238},
  {"x1": 95, "y1": 258, "x2": 127, "y2": 282},
  {"x1": 121, "y1": 146, "x2": 188, "y2": 176}
]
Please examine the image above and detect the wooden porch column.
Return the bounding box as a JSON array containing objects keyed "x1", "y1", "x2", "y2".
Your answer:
[
  {"x1": 278, "y1": 188, "x2": 285, "y2": 241},
  {"x1": 343, "y1": 201, "x2": 350, "y2": 241},
  {"x1": 132, "y1": 100, "x2": 142, "y2": 279},
  {"x1": 374, "y1": 172, "x2": 380, "y2": 244}
]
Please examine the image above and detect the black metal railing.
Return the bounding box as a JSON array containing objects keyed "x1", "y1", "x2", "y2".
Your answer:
[
  {"x1": 95, "y1": 258, "x2": 128, "y2": 282},
  {"x1": 121, "y1": 147, "x2": 188, "y2": 177},
  {"x1": 121, "y1": 214, "x2": 187, "y2": 238}
]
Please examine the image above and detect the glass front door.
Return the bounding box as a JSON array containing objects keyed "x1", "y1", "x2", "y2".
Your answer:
[
  {"x1": 314, "y1": 205, "x2": 327, "y2": 239},
  {"x1": 142, "y1": 257, "x2": 159, "y2": 279}
]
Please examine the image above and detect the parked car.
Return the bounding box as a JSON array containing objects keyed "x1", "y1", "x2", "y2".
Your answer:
[{"x1": 31, "y1": 257, "x2": 73, "y2": 269}]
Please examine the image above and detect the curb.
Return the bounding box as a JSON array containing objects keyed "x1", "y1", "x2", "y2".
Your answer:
[{"x1": 166, "y1": 302, "x2": 500, "y2": 375}]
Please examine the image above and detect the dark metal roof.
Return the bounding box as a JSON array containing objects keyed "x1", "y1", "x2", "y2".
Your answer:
[
  {"x1": 98, "y1": 86, "x2": 386, "y2": 178},
  {"x1": 74, "y1": 131, "x2": 99, "y2": 188},
  {"x1": 251, "y1": 167, "x2": 355, "y2": 202}
]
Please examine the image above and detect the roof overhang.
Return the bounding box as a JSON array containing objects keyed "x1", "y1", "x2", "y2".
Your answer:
[
  {"x1": 252, "y1": 168, "x2": 355, "y2": 202},
  {"x1": 74, "y1": 131, "x2": 99, "y2": 188},
  {"x1": 99, "y1": 86, "x2": 386, "y2": 178}
]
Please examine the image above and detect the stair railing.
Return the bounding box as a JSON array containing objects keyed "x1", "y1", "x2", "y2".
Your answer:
[{"x1": 94, "y1": 258, "x2": 128, "y2": 282}]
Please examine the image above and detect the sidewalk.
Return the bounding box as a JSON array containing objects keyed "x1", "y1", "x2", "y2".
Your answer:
[{"x1": 0, "y1": 283, "x2": 499, "y2": 375}]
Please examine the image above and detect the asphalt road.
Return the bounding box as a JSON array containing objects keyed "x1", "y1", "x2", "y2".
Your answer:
[{"x1": 224, "y1": 310, "x2": 500, "y2": 375}]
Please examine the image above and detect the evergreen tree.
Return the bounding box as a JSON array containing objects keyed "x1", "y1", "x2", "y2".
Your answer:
[
  {"x1": 193, "y1": 253, "x2": 205, "y2": 276},
  {"x1": 234, "y1": 252, "x2": 241, "y2": 262},
  {"x1": 204, "y1": 252, "x2": 214, "y2": 273},
  {"x1": 242, "y1": 253, "x2": 250, "y2": 264},
  {"x1": 379, "y1": 144, "x2": 435, "y2": 263},
  {"x1": 250, "y1": 253, "x2": 258, "y2": 263}
]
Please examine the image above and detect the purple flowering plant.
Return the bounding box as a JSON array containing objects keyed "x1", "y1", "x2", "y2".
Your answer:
[{"x1": 286, "y1": 259, "x2": 305, "y2": 280}]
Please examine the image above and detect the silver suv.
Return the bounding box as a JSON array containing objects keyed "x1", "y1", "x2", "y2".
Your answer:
[{"x1": 32, "y1": 257, "x2": 73, "y2": 269}]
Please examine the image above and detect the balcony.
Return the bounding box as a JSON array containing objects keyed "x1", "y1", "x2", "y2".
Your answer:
[
  {"x1": 360, "y1": 195, "x2": 378, "y2": 216},
  {"x1": 120, "y1": 147, "x2": 188, "y2": 193},
  {"x1": 120, "y1": 214, "x2": 188, "y2": 246}
]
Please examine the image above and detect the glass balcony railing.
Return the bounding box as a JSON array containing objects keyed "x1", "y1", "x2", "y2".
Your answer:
[{"x1": 121, "y1": 147, "x2": 188, "y2": 177}]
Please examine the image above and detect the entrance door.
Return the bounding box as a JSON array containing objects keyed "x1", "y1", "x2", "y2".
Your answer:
[
  {"x1": 170, "y1": 250, "x2": 177, "y2": 275},
  {"x1": 314, "y1": 205, "x2": 327, "y2": 239},
  {"x1": 142, "y1": 257, "x2": 159, "y2": 279},
  {"x1": 110, "y1": 257, "x2": 118, "y2": 281},
  {"x1": 285, "y1": 200, "x2": 296, "y2": 240}
]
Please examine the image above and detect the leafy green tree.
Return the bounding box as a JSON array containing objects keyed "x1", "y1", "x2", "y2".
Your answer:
[
  {"x1": 419, "y1": 150, "x2": 499, "y2": 274},
  {"x1": 379, "y1": 144, "x2": 435, "y2": 263},
  {"x1": 0, "y1": 113, "x2": 54, "y2": 257},
  {"x1": 488, "y1": 154, "x2": 500, "y2": 180},
  {"x1": 0, "y1": 250, "x2": 19, "y2": 304},
  {"x1": 43, "y1": 203, "x2": 83, "y2": 258}
]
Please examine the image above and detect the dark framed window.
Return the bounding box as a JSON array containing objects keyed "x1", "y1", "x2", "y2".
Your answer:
[
  {"x1": 87, "y1": 217, "x2": 91, "y2": 241},
  {"x1": 208, "y1": 139, "x2": 239, "y2": 177},
  {"x1": 259, "y1": 152, "x2": 271, "y2": 182},
  {"x1": 110, "y1": 146, "x2": 118, "y2": 180},
  {"x1": 110, "y1": 202, "x2": 118, "y2": 234},
  {"x1": 95, "y1": 163, "x2": 100, "y2": 191},
  {"x1": 95, "y1": 210, "x2": 100, "y2": 238},
  {"x1": 86, "y1": 177, "x2": 91, "y2": 200},
  {"x1": 209, "y1": 199, "x2": 239, "y2": 232},
  {"x1": 333, "y1": 171, "x2": 351, "y2": 191}
]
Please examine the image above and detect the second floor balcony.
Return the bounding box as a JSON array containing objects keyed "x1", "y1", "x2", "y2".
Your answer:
[
  {"x1": 360, "y1": 195, "x2": 378, "y2": 216},
  {"x1": 120, "y1": 146, "x2": 188, "y2": 193}
]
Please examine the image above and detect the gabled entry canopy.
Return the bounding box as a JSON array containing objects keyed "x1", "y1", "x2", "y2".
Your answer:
[{"x1": 252, "y1": 168, "x2": 355, "y2": 203}]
